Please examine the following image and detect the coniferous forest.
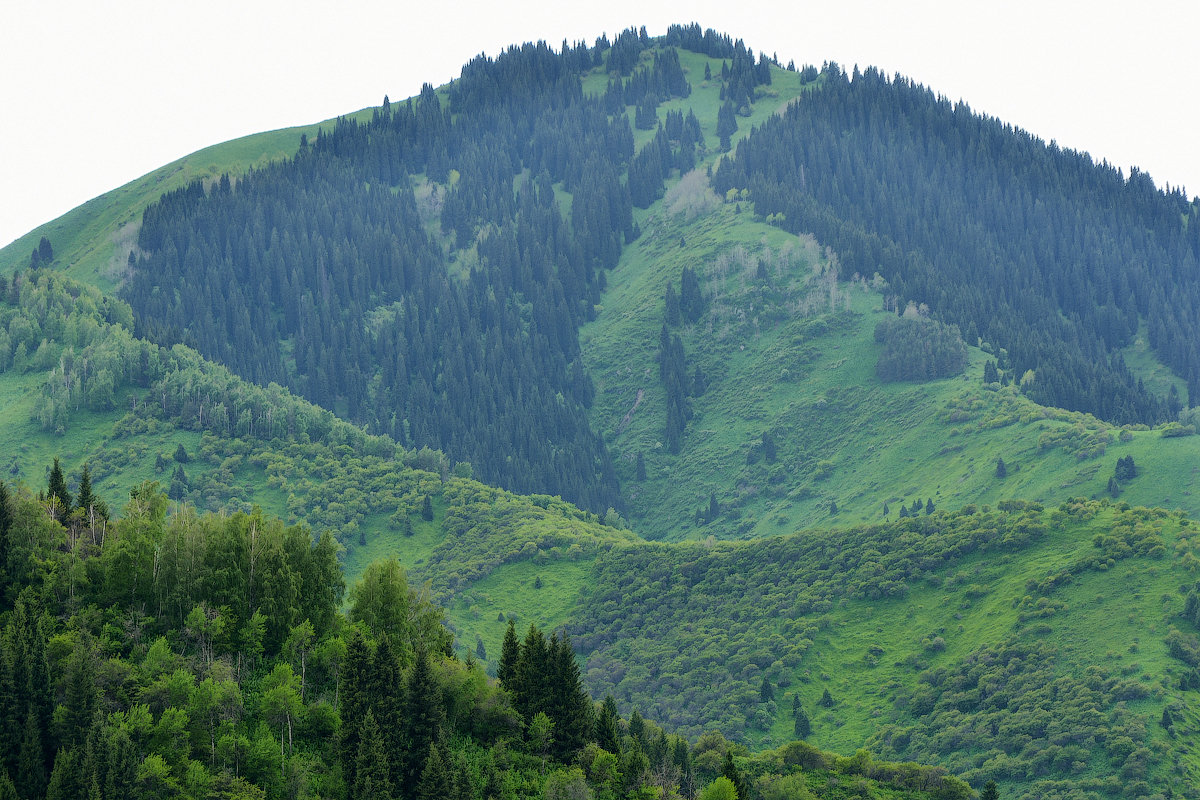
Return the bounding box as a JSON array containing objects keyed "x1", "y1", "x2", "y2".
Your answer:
[
  {"x1": 713, "y1": 65, "x2": 1200, "y2": 423},
  {"x1": 7, "y1": 20, "x2": 1200, "y2": 800}
]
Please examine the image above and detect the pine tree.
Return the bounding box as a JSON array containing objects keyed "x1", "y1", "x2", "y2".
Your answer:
[
  {"x1": 636, "y1": 452, "x2": 647, "y2": 482},
  {"x1": 819, "y1": 688, "x2": 833, "y2": 707},
  {"x1": 926, "y1": 498, "x2": 935, "y2": 514},
  {"x1": 995, "y1": 457, "x2": 1007, "y2": 478},
  {"x1": 422, "y1": 495, "x2": 435, "y2": 521},
  {"x1": 981, "y1": 780, "x2": 999, "y2": 800}
]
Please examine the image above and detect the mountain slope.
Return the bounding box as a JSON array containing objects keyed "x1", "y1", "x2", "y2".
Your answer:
[{"x1": 6, "y1": 24, "x2": 1200, "y2": 800}]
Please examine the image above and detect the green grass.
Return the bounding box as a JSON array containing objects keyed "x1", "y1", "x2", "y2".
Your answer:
[
  {"x1": 447, "y1": 558, "x2": 596, "y2": 667},
  {"x1": 584, "y1": 197, "x2": 1200, "y2": 541},
  {"x1": 0, "y1": 108, "x2": 376, "y2": 292}
]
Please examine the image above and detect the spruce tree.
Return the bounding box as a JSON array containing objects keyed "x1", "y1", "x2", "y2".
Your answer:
[
  {"x1": 995, "y1": 457, "x2": 1007, "y2": 478},
  {"x1": 597, "y1": 695, "x2": 622, "y2": 755},
  {"x1": 402, "y1": 650, "x2": 445, "y2": 794},
  {"x1": 498, "y1": 619, "x2": 520, "y2": 689},
  {"x1": 0, "y1": 482, "x2": 10, "y2": 602},
  {"x1": 16, "y1": 706, "x2": 45, "y2": 800},
  {"x1": 47, "y1": 458, "x2": 71, "y2": 512},
  {"x1": 793, "y1": 705, "x2": 811, "y2": 739},
  {"x1": 371, "y1": 635, "x2": 405, "y2": 789},
  {"x1": 340, "y1": 628, "x2": 372, "y2": 790},
  {"x1": 354, "y1": 710, "x2": 394, "y2": 800},
  {"x1": 549, "y1": 631, "x2": 593, "y2": 759},
  {"x1": 665, "y1": 282, "x2": 681, "y2": 327},
  {"x1": 417, "y1": 741, "x2": 452, "y2": 800},
  {"x1": 422, "y1": 495, "x2": 435, "y2": 521}
]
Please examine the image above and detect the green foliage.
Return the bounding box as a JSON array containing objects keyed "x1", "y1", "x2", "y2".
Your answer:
[{"x1": 874, "y1": 315, "x2": 968, "y2": 383}]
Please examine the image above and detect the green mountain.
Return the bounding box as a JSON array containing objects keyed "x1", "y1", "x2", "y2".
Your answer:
[{"x1": 4, "y1": 22, "x2": 1200, "y2": 800}]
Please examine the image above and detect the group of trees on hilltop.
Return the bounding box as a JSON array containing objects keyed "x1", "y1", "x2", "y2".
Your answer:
[{"x1": 715, "y1": 64, "x2": 1200, "y2": 424}]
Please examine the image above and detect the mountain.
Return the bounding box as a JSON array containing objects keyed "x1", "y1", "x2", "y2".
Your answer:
[{"x1": 4, "y1": 22, "x2": 1200, "y2": 800}]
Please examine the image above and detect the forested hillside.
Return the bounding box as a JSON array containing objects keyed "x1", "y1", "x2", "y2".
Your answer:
[
  {"x1": 714, "y1": 65, "x2": 1200, "y2": 423},
  {"x1": 5, "y1": 21, "x2": 1200, "y2": 800},
  {"x1": 0, "y1": 473, "x2": 972, "y2": 800},
  {"x1": 119, "y1": 27, "x2": 776, "y2": 514}
]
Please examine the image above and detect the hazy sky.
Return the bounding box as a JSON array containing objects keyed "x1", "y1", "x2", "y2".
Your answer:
[{"x1": 2, "y1": 0, "x2": 1198, "y2": 249}]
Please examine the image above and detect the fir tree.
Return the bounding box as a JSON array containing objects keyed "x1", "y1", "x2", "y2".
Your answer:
[
  {"x1": 981, "y1": 780, "x2": 999, "y2": 800},
  {"x1": 995, "y1": 457, "x2": 1007, "y2": 479},
  {"x1": 422, "y1": 495, "x2": 435, "y2": 521}
]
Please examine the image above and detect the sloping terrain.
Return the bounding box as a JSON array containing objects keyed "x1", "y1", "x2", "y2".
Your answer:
[{"x1": 4, "y1": 25, "x2": 1200, "y2": 800}]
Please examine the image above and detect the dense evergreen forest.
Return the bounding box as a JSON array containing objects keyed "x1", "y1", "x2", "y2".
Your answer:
[
  {"x1": 122, "y1": 26, "x2": 773, "y2": 513},
  {"x1": 714, "y1": 65, "x2": 1200, "y2": 424},
  {"x1": 0, "y1": 471, "x2": 973, "y2": 800}
]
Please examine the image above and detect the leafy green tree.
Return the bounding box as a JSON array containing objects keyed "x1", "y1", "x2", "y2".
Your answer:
[
  {"x1": 700, "y1": 776, "x2": 738, "y2": 800},
  {"x1": 529, "y1": 712, "x2": 554, "y2": 773},
  {"x1": 720, "y1": 751, "x2": 748, "y2": 800}
]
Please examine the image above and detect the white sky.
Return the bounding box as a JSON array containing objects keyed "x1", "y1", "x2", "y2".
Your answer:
[{"x1": 2, "y1": 0, "x2": 1198, "y2": 249}]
